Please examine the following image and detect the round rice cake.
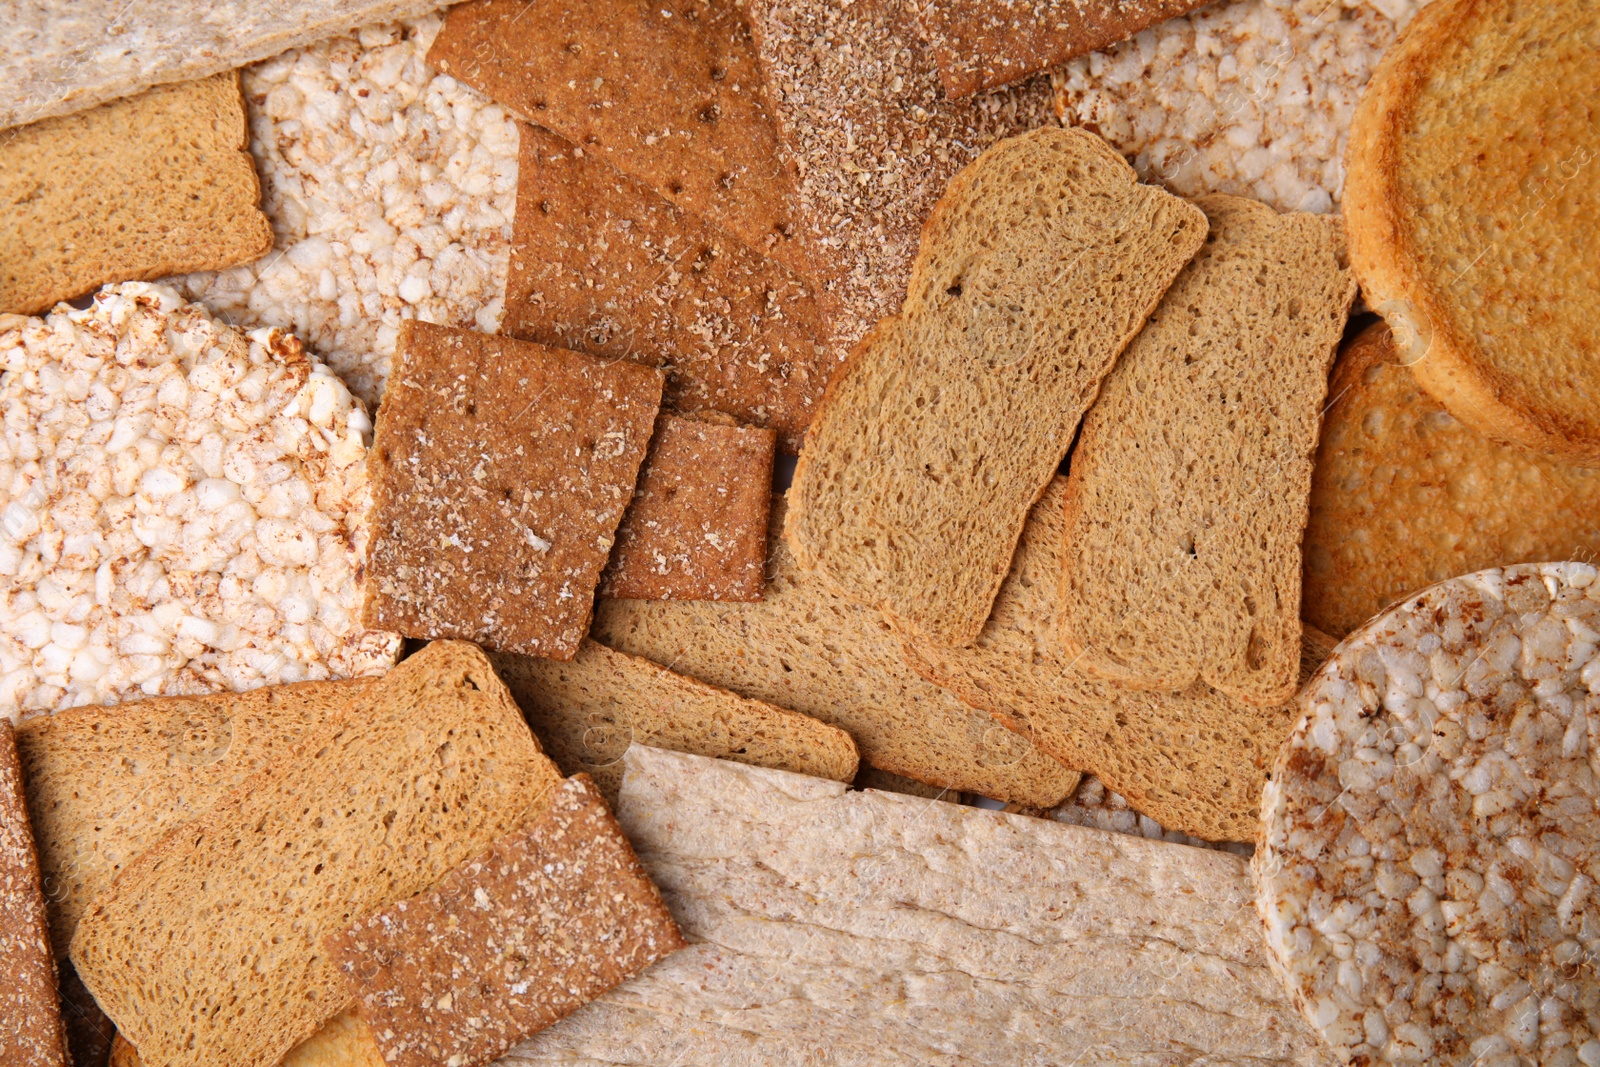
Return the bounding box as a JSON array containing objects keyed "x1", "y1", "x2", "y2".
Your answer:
[{"x1": 1257, "y1": 562, "x2": 1600, "y2": 1065}]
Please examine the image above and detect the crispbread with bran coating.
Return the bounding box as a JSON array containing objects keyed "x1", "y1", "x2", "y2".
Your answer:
[{"x1": 1343, "y1": 0, "x2": 1600, "y2": 461}]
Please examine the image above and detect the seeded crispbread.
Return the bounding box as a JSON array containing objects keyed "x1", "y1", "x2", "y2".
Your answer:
[
  {"x1": 908, "y1": 0, "x2": 1215, "y2": 97},
  {"x1": 490, "y1": 639, "x2": 858, "y2": 802},
  {"x1": 603, "y1": 413, "x2": 775, "y2": 602},
  {"x1": 1306, "y1": 321, "x2": 1600, "y2": 638},
  {"x1": 786, "y1": 127, "x2": 1207, "y2": 647},
  {"x1": 69, "y1": 641, "x2": 563, "y2": 1067},
  {"x1": 111, "y1": 1009, "x2": 384, "y2": 1067},
  {"x1": 502, "y1": 124, "x2": 837, "y2": 452},
  {"x1": 1057, "y1": 195, "x2": 1355, "y2": 705},
  {"x1": 430, "y1": 0, "x2": 806, "y2": 276},
  {"x1": 0, "y1": 73, "x2": 271, "y2": 315},
  {"x1": 0, "y1": 719, "x2": 70, "y2": 1067},
  {"x1": 592, "y1": 497, "x2": 1078, "y2": 808},
  {"x1": 330, "y1": 774, "x2": 686, "y2": 1067},
  {"x1": 897, "y1": 477, "x2": 1339, "y2": 842},
  {"x1": 363, "y1": 322, "x2": 663, "y2": 659}
]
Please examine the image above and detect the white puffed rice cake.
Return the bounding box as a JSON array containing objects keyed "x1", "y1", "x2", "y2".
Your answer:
[
  {"x1": 1257, "y1": 563, "x2": 1600, "y2": 1066},
  {"x1": 0, "y1": 283, "x2": 401, "y2": 717}
]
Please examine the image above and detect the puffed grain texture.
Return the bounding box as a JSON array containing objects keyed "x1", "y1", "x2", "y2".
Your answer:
[
  {"x1": 68, "y1": 641, "x2": 563, "y2": 1067},
  {"x1": 787, "y1": 127, "x2": 1208, "y2": 647},
  {"x1": 1058, "y1": 195, "x2": 1354, "y2": 705}
]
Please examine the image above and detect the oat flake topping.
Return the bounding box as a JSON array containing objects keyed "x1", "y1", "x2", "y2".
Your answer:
[{"x1": 1257, "y1": 563, "x2": 1600, "y2": 1066}]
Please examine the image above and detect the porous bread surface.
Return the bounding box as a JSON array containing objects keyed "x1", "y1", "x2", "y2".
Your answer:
[
  {"x1": 68, "y1": 641, "x2": 563, "y2": 1067},
  {"x1": 502, "y1": 746, "x2": 1335, "y2": 1066},
  {"x1": 329, "y1": 774, "x2": 686, "y2": 1067},
  {"x1": 15, "y1": 677, "x2": 377, "y2": 956},
  {"x1": 112, "y1": 1009, "x2": 385, "y2": 1067},
  {"x1": 1057, "y1": 194, "x2": 1355, "y2": 705},
  {"x1": 0, "y1": 720, "x2": 69, "y2": 1067},
  {"x1": 0, "y1": 283, "x2": 399, "y2": 715},
  {"x1": 1343, "y1": 0, "x2": 1600, "y2": 460},
  {"x1": 603, "y1": 413, "x2": 775, "y2": 602},
  {"x1": 1305, "y1": 322, "x2": 1600, "y2": 638},
  {"x1": 899, "y1": 477, "x2": 1338, "y2": 842},
  {"x1": 362, "y1": 322, "x2": 663, "y2": 659},
  {"x1": 490, "y1": 639, "x2": 858, "y2": 802},
  {"x1": 787, "y1": 127, "x2": 1208, "y2": 647},
  {"x1": 592, "y1": 498, "x2": 1079, "y2": 808},
  {"x1": 1257, "y1": 563, "x2": 1600, "y2": 1064},
  {"x1": 1047, "y1": 773, "x2": 1254, "y2": 855},
  {"x1": 429, "y1": 0, "x2": 805, "y2": 275},
  {"x1": 503, "y1": 124, "x2": 836, "y2": 452},
  {"x1": 0, "y1": 72, "x2": 271, "y2": 316}
]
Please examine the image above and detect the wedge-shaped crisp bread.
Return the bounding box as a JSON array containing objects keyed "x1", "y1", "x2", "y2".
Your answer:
[
  {"x1": 1058, "y1": 196, "x2": 1354, "y2": 704},
  {"x1": 787, "y1": 128, "x2": 1207, "y2": 647},
  {"x1": 111, "y1": 1010, "x2": 384, "y2": 1067},
  {"x1": 363, "y1": 323, "x2": 663, "y2": 659},
  {"x1": 0, "y1": 73, "x2": 271, "y2": 315},
  {"x1": 501, "y1": 746, "x2": 1335, "y2": 1067},
  {"x1": 490, "y1": 639, "x2": 858, "y2": 802},
  {"x1": 431, "y1": 0, "x2": 804, "y2": 273},
  {"x1": 330, "y1": 775, "x2": 685, "y2": 1067},
  {"x1": 0, "y1": 720, "x2": 70, "y2": 1067},
  {"x1": 592, "y1": 498, "x2": 1077, "y2": 807},
  {"x1": 503, "y1": 124, "x2": 837, "y2": 451},
  {"x1": 603, "y1": 413, "x2": 775, "y2": 601},
  {"x1": 898, "y1": 478, "x2": 1340, "y2": 842},
  {"x1": 70, "y1": 642, "x2": 563, "y2": 1067},
  {"x1": 1305, "y1": 321, "x2": 1600, "y2": 638},
  {"x1": 909, "y1": 0, "x2": 1214, "y2": 98}
]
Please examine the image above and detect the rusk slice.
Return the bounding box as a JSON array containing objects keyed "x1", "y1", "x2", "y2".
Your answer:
[
  {"x1": 788, "y1": 127, "x2": 1207, "y2": 647},
  {"x1": 69, "y1": 641, "x2": 563, "y2": 1067},
  {"x1": 1058, "y1": 195, "x2": 1355, "y2": 705},
  {"x1": 1343, "y1": 0, "x2": 1600, "y2": 460},
  {"x1": 491, "y1": 640, "x2": 857, "y2": 802},
  {"x1": 593, "y1": 498, "x2": 1078, "y2": 808},
  {"x1": 111, "y1": 1010, "x2": 385, "y2": 1067},
  {"x1": 0, "y1": 73, "x2": 271, "y2": 315},
  {"x1": 1305, "y1": 321, "x2": 1600, "y2": 638}
]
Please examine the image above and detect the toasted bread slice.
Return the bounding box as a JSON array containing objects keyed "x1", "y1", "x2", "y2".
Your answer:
[
  {"x1": 1057, "y1": 195, "x2": 1355, "y2": 705},
  {"x1": 1343, "y1": 0, "x2": 1600, "y2": 460},
  {"x1": 110, "y1": 1010, "x2": 384, "y2": 1067}
]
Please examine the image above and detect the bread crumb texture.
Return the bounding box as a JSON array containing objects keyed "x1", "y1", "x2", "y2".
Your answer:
[
  {"x1": 1048, "y1": 773, "x2": 1253, "y2": 856},
  {"x1": 0, "y1": 283, "x2": 399, "y2": 717},
  {"x1": 1258, "y1": 563, "x2": 1600, "y2": 1064}
]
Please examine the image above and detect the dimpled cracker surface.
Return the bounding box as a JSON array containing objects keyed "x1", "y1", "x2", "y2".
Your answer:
[
  {"x1": 1305, "y1": 322, "x2": 1600, "y2": 638},
  {"x1": 501, "y1": 746, "x2": 1336, "y2": 1067},
  {"x1": 363, "y1": 322, "x2": 663, "y2": 659},
  {"x1": 330, "y1": 774, "x2": 685, "y2": 1067}
]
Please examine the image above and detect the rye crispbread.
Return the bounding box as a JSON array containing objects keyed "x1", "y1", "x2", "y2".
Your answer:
[
  {"x1": 329, "y1": 774, "x2": 685, "y2": 1067},
  {"x1": 0, "y1": 72, "x2": 271, "y2": 315},
  {"x1": 490, "y1": 639, "x2": 858, "y2": 802},
  {"x1": 111, "y1": 1010, "x2": 384, "y2": 1067},
  {"x1": 786, "y1": 128, "x2": 1207, "y2": 647},
  {"x1": 69, "y1": 641, "x2": 563, "y2": 1067},
  {"x1": 362, "y1": 322, "x2": 663, "y2": 659},
  {"x1": 603, "y1": 412, "x2": 775, "y2": 602},
  {"x1": 1057, "y1": 195, "x2": 1355, "y2": 705}
]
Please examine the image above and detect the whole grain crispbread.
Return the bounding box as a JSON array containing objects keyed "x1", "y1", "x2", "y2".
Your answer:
[
  {"x1": 363, "y1": 322, "x2": 663, "y2": 659},
  {"x1": 0, "y1": 73, "x2": 271, "y2": 315},
  {"x1": 69, "y1": 641, "x2": 563, "y2": 1067},
  {"x1": 490, "y1": 639, "x2": 858, "y2": 802}
]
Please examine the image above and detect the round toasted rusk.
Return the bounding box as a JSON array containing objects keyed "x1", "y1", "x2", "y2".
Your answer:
[
  {"x1": 1343, "y1": 0, "x2": 1600, "y2": 462},
  {"x1": 1257, "y1": 563, "x2": 1600, "y2": 1065}
]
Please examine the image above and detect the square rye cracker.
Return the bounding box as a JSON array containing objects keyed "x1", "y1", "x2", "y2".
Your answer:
[{"x1": 363, "y1": 323, "x2": 664, "y2": 658}]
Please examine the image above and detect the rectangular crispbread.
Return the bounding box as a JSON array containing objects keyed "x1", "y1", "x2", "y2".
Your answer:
[
  {"x1": 0, "y1": 72, "x2": 271, "y2": 315},
  {"x1": 69, "y1": 641, "x2": 563, "y2": 1067},
  {"x1": 603, "y1": 412, "x2": 775, "y2": 601},
  {"x1": 591, "y1": 497, "x2": 1078, "y2": 808},
  {"x1": 503, "y1": 124, "x2": 838, "y2": 451},
  {"x1": 786, "y1": 128, "x2": 1208, "y2": 647},
  {"x1": 1057, "y1": 195, "x2": 1356, "y2": 705},
  {"x1": 500, "y1": 746, "x2": 1336, "y2": 1067},
  {"x1": 329, "y1": 775, "x2": 686, "y2": 1067},
  {"x1": 111, "y1": 1009, "x2": 385, "y2": 1067},
  {"x1": 489, "y1": 639, "x2": 858, "y2": 802},
  {"x1": 363, "y1": 322, "x2": 663, "y2": 659}
]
